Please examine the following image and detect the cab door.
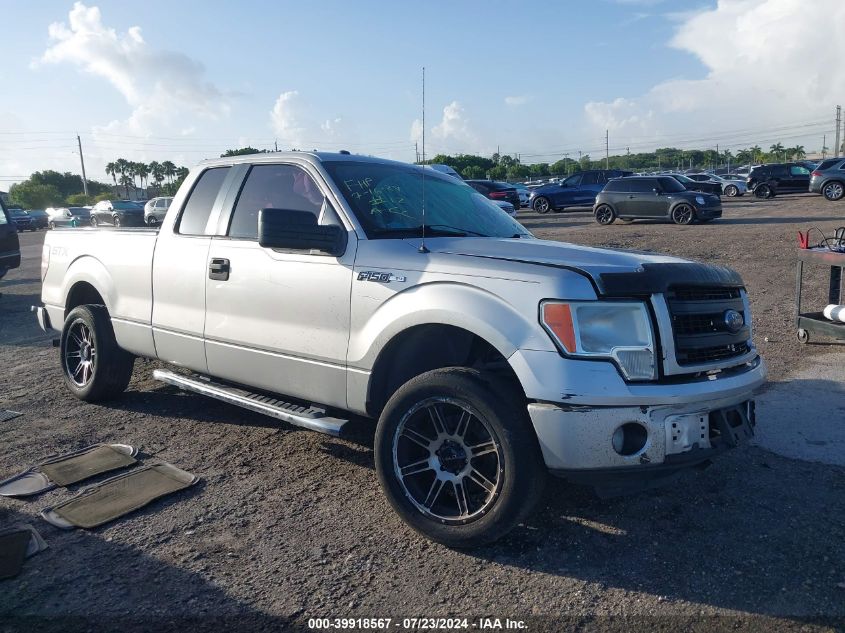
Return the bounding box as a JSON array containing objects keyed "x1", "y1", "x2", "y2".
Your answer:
[
  {"x1": 203, "y1": 162, "x2": 356, "y2": 409},
  {"x1": 151, "y1": 166, "x2": 240, "y2": 373}
]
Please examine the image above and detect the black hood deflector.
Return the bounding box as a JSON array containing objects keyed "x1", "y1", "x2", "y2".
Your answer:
[{"x1": 596, "y1": 262, "x2": 744, "y2": 297}]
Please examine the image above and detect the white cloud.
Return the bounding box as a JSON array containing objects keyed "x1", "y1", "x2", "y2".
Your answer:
[
  {"x1": 504, "y1": 95, "x2": 532, "y2": 107},
  {"x1": 432, "y1": 101, "x2": 475, "y2": 143},
  {"x1": 270, "y1": 90, "x2": 307, "y2": 148},
  {"x1": 38, "y1": 2, "x2": 228, "y2": 139},
  {"x1": 584, "y1": 0, "x2": 845, "y2": 151}
]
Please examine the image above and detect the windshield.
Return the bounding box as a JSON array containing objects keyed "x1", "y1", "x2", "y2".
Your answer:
[
  {"x1": 113, "y1": 201, "x2": 143, "y2": 210},
  {"x1": 69, "y1": 207, "x2": 90, "y2": 216},
  {"x1": 323, "y1": 161, "x2": 531, "y2": 239}
]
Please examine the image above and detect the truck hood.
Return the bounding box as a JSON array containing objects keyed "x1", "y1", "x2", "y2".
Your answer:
[{"x1": 425, "y1": 237, "x2": 744, "y2": 296}]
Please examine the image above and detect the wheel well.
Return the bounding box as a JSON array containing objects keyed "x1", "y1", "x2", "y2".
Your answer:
[
  {"x1": 366, "y1": 324, "x2": 522, "y2": 418},
  {"x1": 65, "y1": 282, "x2": 105, "y2": 317}
]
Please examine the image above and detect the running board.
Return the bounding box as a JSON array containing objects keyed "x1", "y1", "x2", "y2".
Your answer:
[{"x1": 152, "y1": 369, "x2": 348, "y2": 436}]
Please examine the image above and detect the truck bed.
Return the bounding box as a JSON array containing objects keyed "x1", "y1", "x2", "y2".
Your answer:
[{"x1": 41, "y1": 227, "x2": 159, "y2": 356}]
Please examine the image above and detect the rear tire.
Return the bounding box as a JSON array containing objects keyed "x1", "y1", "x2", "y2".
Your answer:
[
  {"x1": 113, "y1": 215, "x2": 121, "y2": 228},
  {"x1": 595, "y1": 205, "x2": 616, "y2": 225},
  {"x1": 90, "y1": 216, "x2": 98, "y2": 227},
  {"x1": 725, "y1": 185, "x2": 739, "y2": 197},
  {"x1": 755, "y1": 184, "x2": 773, "y2": 199},
  {"x1": 822, "y1": 181, "x2": 845, "y2": 201},
  {"x1": 532, "y1": 197, "x2": 552, "y2": 214},
  {"x1": 60, "y1": 305, "x2": 135, "y2": 402},
  {"x1": 375, "y1": 368, "x2": 546, "y2": 548}
]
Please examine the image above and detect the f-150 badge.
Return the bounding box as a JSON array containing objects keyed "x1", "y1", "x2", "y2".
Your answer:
[{"x1": 357, "y1": 271, "x2": 407, "y2": 283}]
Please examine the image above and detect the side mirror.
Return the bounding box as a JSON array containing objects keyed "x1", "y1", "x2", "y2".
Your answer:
[{"x1": 258, "y1": 208, "x2": 346, "y2": 257}]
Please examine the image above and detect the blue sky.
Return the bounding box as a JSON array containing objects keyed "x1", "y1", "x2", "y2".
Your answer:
[{"x1": 1, "y1": 0, "x2": 842, "y2": 187}]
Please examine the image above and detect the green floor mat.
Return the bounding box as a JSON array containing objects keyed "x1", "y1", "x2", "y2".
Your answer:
[
  {"x1": 40, "y1": 463, "x2": 200, "y2": 529},
  {"x1": 39, "y1": 444, "x2": 138, "y2": 487},
  {"x1": 0, "y1": 530, "x2": 31, "y2": 580},
  {"x1": 0, "y1": 443, "x2": 138, "y2": 497}
]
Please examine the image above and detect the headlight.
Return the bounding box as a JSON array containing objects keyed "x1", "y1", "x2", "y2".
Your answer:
[
  {"x1": 540, "y1": 301, "x2": 657, "y2": 380},
  {"x1": 695, "y1": 195, "x2": 706, "y2": 205}
]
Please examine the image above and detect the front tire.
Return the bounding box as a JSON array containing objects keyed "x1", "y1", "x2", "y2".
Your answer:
[
  {"x1": 90, "y1": 215, "x2": 98, "y2": 227},
  {"x1": 60, "y1": 305, "x2": 135, "y2": 402},
  {"x1": 822, "y1": 181, "x2": 845, "y2": 201},
  {"x1": 375, "y1": 368, "x2": 546, "y2": 548},
  {"x1": 113, "y1": 215, "x2": 121, "y2": 228},
  {"x1": 532, "y1": 197, "x2": 552, "y2": 214},
  {"x1": 725, "y1": 185, "x2": 739, "y2": 197},
  {"x1": 671, "y1": 203, "x2": 695, "y2": 225}
]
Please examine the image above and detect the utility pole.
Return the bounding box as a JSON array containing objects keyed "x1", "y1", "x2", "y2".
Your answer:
[
  {"x1": 275, "y1": 139, "x2": 279, "y2": 152},
  {"x1": 836, "y1": 106, "x2": 842, "y2": 158},
  {"x1": 605, "y1": 130, "x2": 609, "y2": 169},
  {"x1": 715, "y1": 143, "x2": 719, "y2": 171},
  {"x1": 823, "y1": 134, "x2": 827, "y2": 158},
  {"x1": 625, "y1": 147, "x2": 630, "y2": 169},
  {"x1": 76, "y1": 134, "x2": 89, "y2": 196},
  {"x1": 415, "y1": 142, "x2": 419, "y2": 163}
]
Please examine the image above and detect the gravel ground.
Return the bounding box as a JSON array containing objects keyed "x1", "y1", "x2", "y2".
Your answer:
[{"x1": 1, "y1": 194, "x2": 844, "y2": 633}]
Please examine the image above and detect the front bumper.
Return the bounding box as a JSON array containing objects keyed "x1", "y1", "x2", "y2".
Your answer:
[{"x1": 528, "y1": 392, "x2": 756, "y2": 471}]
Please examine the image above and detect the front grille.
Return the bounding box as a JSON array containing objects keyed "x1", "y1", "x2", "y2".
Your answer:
[
  {"x1": 679, "y1": 342, "x2": 750, "y2": 364},
  {"x1": 666, "y1": 286, "x2": 750, "y2": 367},
  {"x1": 672, "y1": 287, "x2": 741, "y2": 301}
]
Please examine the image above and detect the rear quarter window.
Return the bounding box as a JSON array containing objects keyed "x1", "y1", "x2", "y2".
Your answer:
[{"x1": 177, "y1": 167, "x2": 231, "y2": 235}]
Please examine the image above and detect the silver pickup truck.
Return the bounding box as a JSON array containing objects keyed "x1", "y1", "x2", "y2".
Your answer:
[{"x1": 36, "y1": 152, "x2": 766, "y2": 547}]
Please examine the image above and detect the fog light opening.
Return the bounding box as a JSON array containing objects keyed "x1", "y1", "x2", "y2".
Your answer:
[{"x1": 612, "y1": 422, "x2": 648, "y2": 456}]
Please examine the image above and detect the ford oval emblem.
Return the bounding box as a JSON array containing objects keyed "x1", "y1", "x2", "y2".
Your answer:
[{"x1": 724, "y1": 309, "x2": 744, "y2": 333}]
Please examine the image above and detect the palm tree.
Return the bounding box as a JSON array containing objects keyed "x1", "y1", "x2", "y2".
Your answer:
[
  {"x1": 162, "y1": 161, "x2": 176, "y2": 185},
  {"x1": 114, "y1": 159, "x2": 129, "y2": 197},
  {"x1": 105, "y1": 162, "x2": 118, "y2": 195},
  {"x1": 136, "y1": 163, "x2": 149, "y2": 193},
  {"x1": 749, "y1": 146, "x2": 763, "y2": 163},
  {"x1": 148, "y1": 161, "x2": 164, "y2": 191},
  {"x1": 791, "y1": 145, "x2": 806, "y2": 160}
]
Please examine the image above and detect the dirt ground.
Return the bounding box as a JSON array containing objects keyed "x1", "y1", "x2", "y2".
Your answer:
[{"x1": 1, "y1": 193, "x2": 844, "y2": 633}]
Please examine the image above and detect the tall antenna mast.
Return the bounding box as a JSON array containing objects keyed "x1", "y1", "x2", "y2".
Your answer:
[{"x1": 419, "y1": 66, "x2": 429, "y2": 254}]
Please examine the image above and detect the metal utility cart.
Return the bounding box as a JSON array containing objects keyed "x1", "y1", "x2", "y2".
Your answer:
[{"x1": 795, "y1": 247, "x2": 845, "y2": 344}]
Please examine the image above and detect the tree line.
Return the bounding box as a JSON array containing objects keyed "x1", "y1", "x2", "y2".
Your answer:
[
  {"x1": 7, "y1": 159, "x2": 190, "y2": 209},
  {"x1": 426, "y1": 143, "x2": 811, "y2": 181}
]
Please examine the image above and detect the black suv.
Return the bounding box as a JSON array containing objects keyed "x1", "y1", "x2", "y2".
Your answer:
[
  {"x1": 0, "y1": 200, "x2": 22, "y2": 279},
  {"x1": 809, "y1": 158, "x2": 845, "y2": 201},
  {"x1": 747, "y1": 163, "x2": 811, "y2": 198},
  {"x1": 465, "y1": 180, "x2": 521, "y2": 210},
  {"x1": 593, "y1": 176, "x2": 722, "y2": 225},
  {"x1": 529, "y1": 169, "x2": 632, "y2": 213}
]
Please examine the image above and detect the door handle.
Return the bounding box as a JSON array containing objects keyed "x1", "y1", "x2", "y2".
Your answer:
[
  {"x1": 209, "y1": 257, "x2": 230, "y2": 281},
  {"x1": 628, "y1": 195, "x2": 636, "y2": 199}
]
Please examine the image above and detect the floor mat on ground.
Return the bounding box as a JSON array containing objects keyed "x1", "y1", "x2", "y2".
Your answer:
[
  {"x1": 0, "y1": 531, "x2": 32, "y2": 580},
  {"x1": 40, "y1": 463, "x2": 200, "y2": 529},
  {"x1": 0, "y1": 444, "x2": 138, "y2": 497},
  {"x1": 0, "y1": 523, "x2": 48, "y2": 558},
  {"x1": 0, "y1": 410, "x2": 23, "y2": 423}
]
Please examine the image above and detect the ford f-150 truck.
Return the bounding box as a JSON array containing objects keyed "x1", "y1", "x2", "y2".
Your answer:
[{"x1": 36, "y1": 152, "x2": 766, "y2": 547}]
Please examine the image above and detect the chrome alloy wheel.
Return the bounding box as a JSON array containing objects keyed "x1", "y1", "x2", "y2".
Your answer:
[
  {"x1": 823, "y1": 182, "x2": 844, "y2": 201},
  {"x1": 392, "y1": 397, "x2": 503, "y2": 524},
  {"x1": 64, "y1": 320, "x2": 96, "y2": 387},
  {"x1": 672, "y1": 204, "x2": 694, "y2": 224}
]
